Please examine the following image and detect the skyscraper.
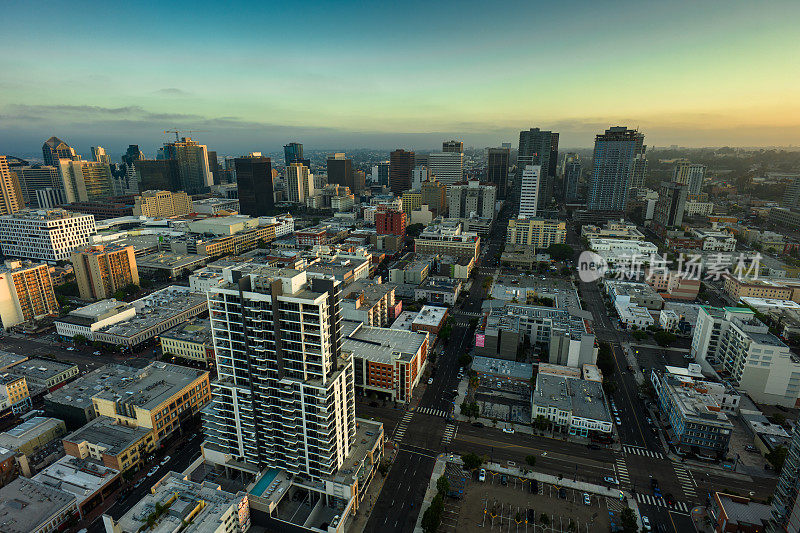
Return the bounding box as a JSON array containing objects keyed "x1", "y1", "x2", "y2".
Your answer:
[
  {"x1": 389, "y1": 149, "x2": 415, "y2": 195},
  {"x1": 773, "y1": 425, "x2": 800, "y2": 531},
  {"x1": 122, "y1": 145, "x2": 145, "y2": 165},
  {"x1": 653, "y1": 181, "x2": 688, "y2": 234},
  {"x1": 519, "y1": 165, "x2": 541, "y2": 218},
  {"x1": 235, "y1": 153, "x2": 274, "y2": 216},
  {"x1": 443, "y1": 140, "x2": 464, "y2": 153},
  {"x1": 327, "y1": 153, "x2": 358, "y2": 192},
  {"x1": 587, "y1": 127, "x2": 645, "y2": 212},
  {"x1": 91, "y1": 146, "x2": 110, "y2": 165},
  {"x1": 286, "y1": 163, "x2": 314, "y2": 203},
  {"x1": 517, "y1": 128, "x2": 558, "y2": 210},
  {"x1": 284, "y1": 142, "x2": 310, "y2": 168},
  {"x1": 371, "y1": 162, "x2": 389, "y2": 186},
  {"x1": 673, "y1": 160, "x2": 706, "y2": 197},
  {"x1": 0, "y1": 157, "x2": 23, "y2": 215},
  {"x1": 427, "y1": 151, "x2": 463, "y2": 186},
  {"x1": 487, "y1": 147, "x2": 510, "y2": 199},
  {"x1": 161, "y1": 137, "x2": 212, "y2": 194},
  {"x1": 71, "y1": 244, "x2": 139, "y2": 300},
  {"x1": 57, "y1": 159, "x2": 114, "y2": 202},
  {"x1": 42, "y1": 137, "x2": 77, "y2": 166},
  {"x1": 134, "y1": 160, "x2": 181, "y2": 192},
  {"x1": 563, "y1": 153, "x2": 581, "y2": 203},
  {"x1": 202, "y1": 266, "x2": 355, "y2": 480},
  {"x1": 9, "y1": 164, "x2": 61, "y2": 207}
]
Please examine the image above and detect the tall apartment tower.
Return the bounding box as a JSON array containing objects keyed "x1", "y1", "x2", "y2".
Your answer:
[
  {"x1": 421, "y1": 179, "x2": 447, "y2": 216},
  {"x1": 487, "y1": 147, "x2": 510, "y2": 199},
  {"x1": 161, "y1": 137, "x2": 212, "y2": 194},
  {"x1": 518, "y1": 165, "x2": 541, "y2": 218},
  {"x1": 327, "y1": 153, "x2": 360, "y2": 192},
  {"x1": 0, "y1": 260, "x2": 59, "y2": 329},
  {"x1": 587, "y1": 127, "x2": 645, "y2": 212},
  {"x1": 202, "y1": 266, "x2": 356, "y2": 480},
  {"x1": 91, "y1": 146, "x2": 110, "y2": 165},
  {"x1": 389, "y1": 150, "x2": 415, "y2": 195},
  {"x1": 284, "y1": 142, "x2": 310, "y2": 168},
  {"x1": 56, "y1": 160, "x2": 114, "y2": 202},
  {"x1": 563, "y1": 153, "x2": 581, "y2": 203},
  {"x1": 783, "y1": 178, "x2": 800, "y2": 210},
  {"x1": 773, "y1": 425, "x2": 800, "y2": 531},
  {"x1": 673, "y1": 160, "x2": 706, "y2": 197},
  {"x1": 653, "y1": 181, "x2": 688, "y2": 234},
  {"x1": 122, "y1": 145, "x2": 145, "y2": 165},
  {"x1": 286, "y1": 163, "x2": 314, "y2": 203},
  {"x1": 42, "y1": 137, "x2": 77, "y2": 166},
  {"x1": 235, "y1": 153, "x2": 274, "y2": 216},
  {"x1": 517, "y1": 128, "x2": 558, "y2": 211},
  {"x1": 0, "y1": 157, "x2": 23, "y2": 215},
  {"x1": 71, "y1": 244, "x2": 139, "y2": 300},
  {"x1": 443, "y1": 140, "x2": 463, "y2": 153},
  {"x1": 133, "y1": 190, "x2": 193, "y2": 218},
  {"x1": 449, "y1": 181, "x2": 496, "y2": 219}
]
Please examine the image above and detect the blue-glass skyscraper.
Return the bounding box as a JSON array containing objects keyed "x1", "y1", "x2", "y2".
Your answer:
[
  {"x1": 587, "y1": 127, "x2": 645, "y2": 212},
  {"x1": 283, "y1": 142, "x2": 310, "y2": 168}
]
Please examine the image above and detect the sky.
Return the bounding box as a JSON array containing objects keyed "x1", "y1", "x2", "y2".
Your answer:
[{"x1": 1, "y1": 0, "x2": 799, "y2": 157}]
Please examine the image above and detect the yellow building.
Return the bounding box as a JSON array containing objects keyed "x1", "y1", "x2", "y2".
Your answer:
[
  {"x1": 0, "y1": 374, "x2": 30, "y2": 414},
  {"x1": 421, "y1": 179, "x2": 447, "y2": 215},
  {"x1": 723, "y1": 275, "x2": 795, "y2": 302},
  {"x1": 62, "y1": 417, "x2": 155, "y2": 473},
  {"x1": 0, "y1": 156, "x2": 23, "y2": 216},
  {"x1": 160, "y1": 319, "x2": 214, "y2": 368},
  {"x1": 505, "y1": 218, "x2": 567, "y2": 249},
  {"x1": 133, "y1": 190, "x2": 193, "y2": 218},
  {"x1": 71, "y1": 244, "x2": 139, "y2": 300},
  {"x1": 401, "y1": 190, "x2": 422, "y2": 214},
  {"x1": 0, "y1": 260, "x2": 59, "y2": 329}
]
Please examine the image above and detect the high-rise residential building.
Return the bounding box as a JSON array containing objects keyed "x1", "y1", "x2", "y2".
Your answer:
[
  {"x1": 487, "y1": 147, "x2": 510, "y2": 199},
  {"x1": 134, "y1": 159, "x2": 181, "y2": 192},
  {"x1": 56, "y1": 159, "x2": 114, "y2": 202},
  {"x1": 71, "y1": 245, "x2": 139, "y2": 300},
  {"x1": 517, "y1": 128, "x2": 558, "y2": 210},
  {"x1": 427, "y1": 151, "x2": 464, "y2": 186},
  {"x1": 782, "y1": 178, "x2": 800, "y2": 210},
  {"x1": 286, "y1": 163, "x2": 314, "y2": 203},
  {"x1": 449, "y1": 180, "x2": 497, "y2": 219},
  {"x1": 773, "y1": 425, "x2": 800, "y2": 531},
  {"x1": 0, "y1": 209, "x2": 96, "y2": 261},
  {"x1": 327, "y1": 153, "x2": 360, "y2": 192},
  {"x1": 443, "y1": 140, "x2": 464, "y2": 153},
  {"x1": 91, "y1": 146, "x2": 110, "y2": 165},
  {"x1": 0, "y1": 157, "x2": 23, "y2": 216},
  {"x1": 587, "y1": 127, "x2": 646, "y2": 212},
  {"x1": 562, "y1": 153, "x2": 582, "y2": 203},
  {"x1": 235, "y1": 153, "x2": 274, "y2": 216},
  {"x1": 421, "y1": 179, "x2": 447, "y2": 216},
  {"x1": 283, "y1": 142, "x2": 310, "y2": 168},
  {"x1": 376, "y1": 208, "x2": 407, "y2": 236},
  {"x1": 389, "y1": 149, "x2": 415, "y2": 195},
  {"x1": 161, "y1": 137, "x2": 212, "y2": 194},
  {"x1": 653, "y1": 181, "x2": 688, "y2": 234},
  {"x1": 42, "y1": 137, "x2": 77, "y2": 166},
  {"x1": 0, "y1": 260, "x2": 59, "y2": 329},
  {"x1": 505, "y1": 218, "x2": 566, "y2": 248},
  {"x1": 202, "y1": 266, "x2": 356, "y2": 480},
  {"x1": 673, "y1": 160, "x2": 706, "y2": 197},
  {"x1": 371, "y1": 162, "x2": 389, "y2": 186},
  {"x1": 35, "y1": 188, "x2": 68, "y2": 209},
  {"x1": 518, "y1": 165, "x2": 541, "y2": 218},
  {"x1": 8, "y1": 164, "x2": 61, "y2": 207},
  {"x1": 630, "y1": 151, "x2": 648, "y2": 189}
]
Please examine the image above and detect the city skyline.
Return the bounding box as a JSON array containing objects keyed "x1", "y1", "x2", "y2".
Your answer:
[{"x1": 1, "y1": 1, "x2": 799, "y2": 153}]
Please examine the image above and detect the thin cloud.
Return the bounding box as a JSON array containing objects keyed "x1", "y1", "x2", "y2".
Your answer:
[{"x1": 154, "y1": 88, "x2": 191, "y2": 96}]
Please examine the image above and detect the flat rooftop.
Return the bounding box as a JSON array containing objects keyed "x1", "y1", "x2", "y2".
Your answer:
[
  {"x1": 70, "y1": 298, "x2": 132, "y2": 319},
  {"x1": 342, "y1": 321, "x2": 426, "y2": 364},
  {"x1": 96, "y1": 286, "x2": 207, "y2": 339},
  {"x1": 63, "y1": 416, "x2": 151, "y2": 456},
  {"x1": 533, "y1": 373, "x2": 611, "y2": 423},
  {"x1": 0, "y1": 477, "x2": 77, "y2": 533},
  {"x1": 160, "y1": 319, "x2": 213, "y2": 345},
  {"x1": 7, "y1": 357, "x2": 77, "y2": 383},
  {"x1": 473, "y1": 356, "x2": 533, "y2": 380},
  {"x1": 136, "y1": 251, "x2": 207, "y2": 269},
  {"x1": 391, "y1": 311, "x2": 417, "y2": 331},
  {"x1": 0, "y1": 350, "x2": 27, "y2": 371},
  {"x1": 0, "y1": 417, "x2": 64, "y2": 450},
  {"x1": 34, "y1": 456, "x2": 118, "y2": 506},
  {"x1": 413, "y1": 305, "x2": 448, "y2": 327}
]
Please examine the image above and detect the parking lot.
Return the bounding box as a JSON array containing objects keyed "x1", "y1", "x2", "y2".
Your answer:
[{"x1": 439, "y1": 464, "x2": 614, "y2": 532}]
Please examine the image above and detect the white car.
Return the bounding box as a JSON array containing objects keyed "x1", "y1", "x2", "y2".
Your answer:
[
  {"x1": 641, "y1": 516, "x2": 651, "y2": 531},
  {"x1": 160, "y1": 456, "x2": 171, "y2": 466},
  {"x1": 502, "y1": 427, "x2": 515, "y2": 434},
  {"x1": 93, "y1": 351, "x2": 101, "y2": 355},
  {"x1": 603, "y1": 476, "x2": 618, "y2": 485},
  {"x1": 66, "y1": 347, "x2": 75, "y2": 351},
  {"x1": 427, "y1": 378, "x2": 433, "y2": 384},
  {"x1": 478, "y1": 469, "x2": 486, "y2": 482},
  {"x1": 146, "y1": 466, "x2": 159, "y2": 477},
  {"x1": 583, "y1": 493, "x2": 591, "y2": 505}
]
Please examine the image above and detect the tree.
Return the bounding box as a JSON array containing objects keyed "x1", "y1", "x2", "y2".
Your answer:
[
  {"x1": 421, "y1": 494, "x2": 444, "y2": 533},
  {"x1": 654, "y1": 330, "x2": 677, "y2": 347},
  {"x1": 631, "y1": 330, "x2": 648, "y2": 341},
  {"x1": 602, "y1": 380, "x2": 618, "y2": 395},
  {"x1": 620, "y1": 507, "x2": 639, "y2": 532},
  {"x1": 460, "y1": 453, "x2": 483, "y2": 471},
  {"x1": 73, "y1": 334, "x2": 88, "y2": 345},
  {"x1": 597, "y1": 342, "x2": 615, "y2": 376},
  {"x1": 436, "y1": 475, "x2": 450, "y2": 495},
  {"x1": 546, "y1": 243, "x2": 575, "y2": 262},
  {"x1": 525, "y1": 455, "x2": 536, "y2": 467},
  {"x1": 458, "y1": 354, "x2": 472, "y2": 367}
]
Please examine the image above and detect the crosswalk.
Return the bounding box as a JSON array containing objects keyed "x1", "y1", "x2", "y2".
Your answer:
[
  {"x1": 393, "y1": 410, "x2": 414, "y2": 442},
  {"x1": 622, "y1": 445, "x2": 665, "y2": 459},
  {"x1": 672, "y1": 462, "x2": 697, "y2": 500},
  {"x1": 606, "y1": 497, "x2": 626, "y2": 513},
  {"x1": 416, "y1": 406, "x2": 449, "y2": 417},
  {"x1": 635, "y1": 493, "x2": 690, "y2": 513},
  {"x1": 615, "y1": 456, "x2": 630, "y2": 485},
  {"x1": 442, "y1": 423, "x2": 458, "y2": 444}
]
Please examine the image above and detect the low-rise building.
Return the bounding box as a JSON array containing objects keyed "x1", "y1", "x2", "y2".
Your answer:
[
  {"x1": 473, "y1": 357, "x2": 533, "y2": 383},
  {"x1": 0, "y1": 476, "x2": 78, "y2": 533},
  {"x1": 532, "y1": 373, "x2": 612, "y2": 437},
  {"x1": 415, "y1": 220, "x2": 480, "y2": 261},
  {"x1": 388, "y1": 256, "x2": 431, "y2": 285},
  {"x1": 62, "y1": 416, "x2": 155, "y2": 473},
  {"x1": 588, "y1": 238, "x2": 659, "y2": 267},
  {"x1": 159, "y1": 319, "x2": 215, "y2": 368},
  {"x1": 5, "y1": 357, "x2": 78, "y2": 393},
  {"x1": 710, "y1": 492, "x2": 771, "y2": 533},
  {"x1": 0, "y1": 374, "x2": 31, "y2": 415},
  {"x1": 505, "y1": 217, "x2": 566, "y2": 249},
  {"x1": 411, "y1": 305, "x2": 449, "y2": 335},
  {"x1": 414, "y1": 277, "x2": 462, "y2": 305},
  {"x1": 616, "y1": 302, "x2": 654, "y2": 328},
  {"x1": 646, "y1": 270, "x2": 701, "y2": 301},
  {"x1": 33, "y1": 455, "x2": 120, "y2": 519},
  {"x1": 580, "y1": 220, "x2": 644, "y2": 240},
  {"x1": 692, "y1": 228, "x2": 736, "y2": 251},
  {"x1": 605, "y1": 280, "x2": 664, "y2": 310},
  {"x1": 54, "y1": 299, "x2": 136, "y2": 341},
  {"x1": 660, "y1": 309, "x2": 680, "y2": 331},
  {"x1": 343, "y1": 321, "x2": 428, "y2": 403},
  {"x1": 102, "y1": 471, "x2": 250, "y2": 533},
  {"x1": 723, "y1": 275, "x2": 795, "y2": 303},
  {"x1": 0, "y1": 417, "x2": 67, "y2": 477},
  {"x1": 651, "y1": 368, "x2": 733, "y2": 456},
  {"x1": 135, "y1": 251, "x2": 209, "y2": 279},
  {"x1": 341, "y1": 279, "x2": 398, "y2": 327},
  {"x1": 191, "y1": 197, "x2": 240, "y2": 215},
  {"x1": 684, "y1": 201, "x2": 713, "y2": 217}
]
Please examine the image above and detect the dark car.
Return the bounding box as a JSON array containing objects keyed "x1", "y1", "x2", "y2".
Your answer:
[
  {"x1": 650, "y1": 478, "x2": 659, "y2": 489},
  {"x1": 500, "y1": 475, "x2": 508, "y2": 486},
  {"x1": 472, "y1": 422, "x2": 484, "y2": 428},
  {"x1": 558, "y1": 488, "x2": 567, "y2": 499}
]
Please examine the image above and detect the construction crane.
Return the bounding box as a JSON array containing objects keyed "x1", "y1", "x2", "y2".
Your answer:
[{"x1": 163, "y1": 129, "x2": 209, "y2": 142}]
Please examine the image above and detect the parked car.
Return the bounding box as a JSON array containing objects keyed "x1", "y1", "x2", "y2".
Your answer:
[
  {"x1": 160, "y1": 455, "x2": 171, "y2": 466},
  {"x1": 583, "y1": 493, "x2": 591, "y2": 505},
  {"x1": 500, "y1": 475, "x2": 508, "y2": 486},
  {"x1": 147, "y1": 466, "x2": 159, "y2": 477},
  {"x1": 502, "y1": 427, "x2": 515, "y2": 434},
  {"x1": 93, "y1": 350, "x2": 101, "y2": 355},
  {"x1": 66, "y1": 347, "x2": 75, "y2": 351},
  {"x1": 133, "y1": 478, "x2": 144, "y2": 488},
  {"x1": 603, "y1": 476, "x2": 618, "y2": 484},
  {"x1": 427, "y1": 377, "x2": 433, "y2": 384},
  {"x1": 478, "y1": 469, "x2": 486, "y2": 482},
  {"x1": 641, "y1": 516, "x2": 651, "y2": 531}
]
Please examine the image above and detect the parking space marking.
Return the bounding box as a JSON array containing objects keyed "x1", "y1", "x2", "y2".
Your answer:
[{"x1": 622, "y1": 445, "x2": 665, "y2": 459}]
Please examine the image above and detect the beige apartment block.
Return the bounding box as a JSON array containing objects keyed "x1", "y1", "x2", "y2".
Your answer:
[{"x1": 72, "y1": 245, "x2": 139, "y2": 300}]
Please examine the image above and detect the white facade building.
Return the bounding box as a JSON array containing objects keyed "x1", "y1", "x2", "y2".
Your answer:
[
  {"x1": 426, "y1": 152, "x2": 463, "y2": 186},
  {"x1": 448, "y1": 180, "x2": 497, "y2": 220},
  {"x1": 260, "y1": 214, "x2": 294, "y2": 237},
  {"x1": 0, "y1": 209, "x2": 96, "y2": 261},
  {"x1": 519, "y1": 165, "x2": 540, "y2": 218},
  {"x1": 285, "y1": 164, "x2": 315, "y2": 203}
]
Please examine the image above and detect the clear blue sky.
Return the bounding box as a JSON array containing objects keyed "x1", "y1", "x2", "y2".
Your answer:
[{"x1": 1, "y1": 0, "x2": 798, "y2": 156}]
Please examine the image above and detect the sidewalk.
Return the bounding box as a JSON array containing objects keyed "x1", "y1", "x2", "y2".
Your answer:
[{"x1": 349, "y1": 441, "x2": 399, "y2": 533}]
